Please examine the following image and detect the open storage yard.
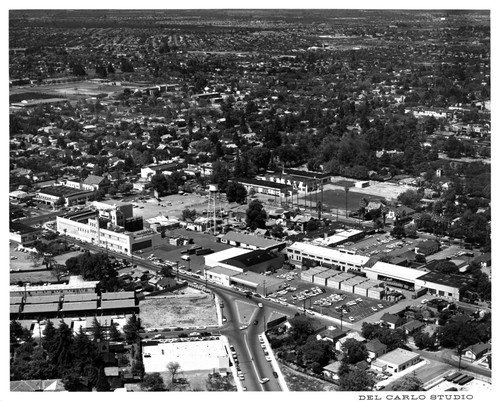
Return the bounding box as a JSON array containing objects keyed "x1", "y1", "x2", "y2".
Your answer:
[{"x1": 140, "y1": 289, "x2": 218, "y2": 329}]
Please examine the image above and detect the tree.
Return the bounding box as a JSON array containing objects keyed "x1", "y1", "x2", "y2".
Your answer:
[
  {"x1": 95, "y1": 366, "x2": 111, "y2": 392},
  {"x1": 246, "y1": 199, "x2": 267, "y2": 230},
  {"x1": 225, "y1": 182, "x2": 247, "y2": 204},
  {"x1": 413, "y1": 331, "x2": 436, "y2": 350},
  {"x1": 122, "y1": 314, "x2": 141, "y2": 343},
  {"x1": 29, "y1": 251, "x2": 42, "y2": 267},
  {"x1": 120, "y1": 58, "x2": 134, "y2": 73},
  {"x1": 270, "y1": 224, "x2": 285, "y2": 239},
  {"x1": 287, "y1": 315, "x2": 314, "y2": 346},
  {"x1": 54, "y1": 196, "x2": 65, "y2": 209},
  {"x1": 206, "y1": 372, "x2": 236, "y2": 391},
  {"x1": 338, "y1": 367, "x2": 375, "y2": 391},
  {"x1": 342, "y1": 338, "x2": 368, "y2": 364},
  {"x1": 397, "y1": 189, "x2": 423, "y2": 208},
  {"x1": 108, "y1": 323, "x2": 123, "y2": 342},
  {"x1": 141, "y1": 372, "x2": 166, "y2": 391},
  {"x1": 405, "y1": 223, "x2": 418, "y2": 238},
  {"x1": 306, "y1": 220, "x2": 320, "y2": 232},
  {"x1": 299, "y1": 339, "x2": 334, "y2": 367},
  {"x1": 415, "y1": 254, "x2": 426, "y2": 264},
  {"x1": 181, "y1": 208, "x2": 197, "y2": 221},
  {"x1": 150, "y1": 173, "x2": 178, "y2": 196},
  {"x1": 90, "y1": 317, "x2": 105, "y2": 342},
  {"x1": 166, "y1": 361, "x2": 181, "y2": 384},
  {"x1": 433, "y1": 260, "x2": 459, "y2": 274},
  {"x1": 391, "y1": 223, "x2": 406, "y2": 239},
  {"x1": 392, "y1": 375, "x2": 425, "y2": 391},
  {"x1": 131, "y1": 360, "x2": 145, "y2": 378},
  {"x1": 50, "y1": 321, "x2": 74, "y2": 375}
]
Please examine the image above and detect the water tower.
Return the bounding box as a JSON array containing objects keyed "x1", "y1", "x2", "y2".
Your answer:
[{"x1": 207, "y1": 184, "x2": 218, "y2": 234}]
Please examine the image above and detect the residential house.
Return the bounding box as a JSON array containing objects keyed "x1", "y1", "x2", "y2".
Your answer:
[
  {"x1": 366, "y1": 338, "x2": 387, "y2": 360},
  {"x1": 323, "y1": 361, "x2": 343, "y2": 381},
  {"x1": 380, "y1": 312, "x2": 405, "y2": 330},
  {"x1": 401, "y1": 319, "x2": 425, "y2": 335},
  {"x1": 463, "y1": 342, "x2": 491, "y2": 363},
  {"x1": 414, "y1": 240, "x2": 440, "y2": 256}
]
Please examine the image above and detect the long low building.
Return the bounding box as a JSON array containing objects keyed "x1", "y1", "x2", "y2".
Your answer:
[
  {"x1": 218, "y1": 231, "x2": 287, "y2": 251},
  {"x1": 363, "y1": 261, "x2": 428, "y2": 291},
  {"x1": 204, "y1": 266, "x2": 286, "y2": 296},
  {"x1": 142, "y1": 338, "x2": 230, "y2": 375},
  {"x1": 287, "y1": 242, "x2": 370, "y2": 271},
  {"x1": 414, "y1": 271, "x2": 476, "y2": 302},
  {"x1": 371, "y1": 348, "x2": 421, "y2": 374}
]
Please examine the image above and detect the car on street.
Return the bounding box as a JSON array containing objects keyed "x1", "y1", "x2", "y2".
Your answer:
[
  {"x1": 239, "y1": 325, "x2": 248, "y2": 330},
  {"x1": 258, "y1": 303, "x2": 263, "y2": 308},
  {"x1": 259, "y1": 377, "x2": 269, "y2": 384},
  {"x1": 273, "y1": 371, "x2": 278, "y2": 378},
  {"x1": 421, "y1": 299, "x2": 429, "y2": 304}
]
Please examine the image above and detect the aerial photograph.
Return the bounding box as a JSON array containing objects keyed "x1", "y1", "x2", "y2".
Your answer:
[{"x1": 8, "y1": 6, "x2": 492, "y2": 396}]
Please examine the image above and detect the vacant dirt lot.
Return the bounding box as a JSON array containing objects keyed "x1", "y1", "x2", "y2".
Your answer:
[{"x1": 140, "y1": 289, "x2": 218, "y2": 329}]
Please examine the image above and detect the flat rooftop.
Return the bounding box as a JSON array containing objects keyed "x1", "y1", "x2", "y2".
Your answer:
[
  {"x1": 416, "y1": 271, "x2": 476, "y2": 288},
  {"x1": 142, "y1": 338, "x2": 229, "y2": 373}
]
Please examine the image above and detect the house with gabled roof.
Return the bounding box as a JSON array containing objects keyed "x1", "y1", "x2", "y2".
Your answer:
[
  {"x1": 463, "y1": 342, "x2": 491, "y2": 363},
  {"x1": 380, "y1": 312, "x2": 405, "y2": 330},
  {"x1": 366, "y1": 338, "x2": 388, "y2": 360}
]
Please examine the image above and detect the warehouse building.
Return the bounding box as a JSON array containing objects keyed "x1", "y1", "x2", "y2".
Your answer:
[
  {"x1": 363, "y1": 261, "x2": 428, "y2": 291},
  {"x1": 354, "y1": 279, "x2": 383, "y2": 297},
  {"x1": 301, "y1": 266, "x2": 329, "y2": 282},
  {"x1": 414, "y1": 271, "x2": 476, "y2": 302},
  {"x1": 313, "y1": 269, "x2": 341, "y2": 286},
  {"x1": 9, "y1": 221, "x2": 40, "y2": 246},
  {"x1": 218, "y1": 231, "x2": 286, "y2": 251},
  {"x1": 287, "y1": 242, "x2": 370, "y2": 271},
  {"x1": 340, "y1": 276, "x2": 369, "y2": 293},
  {"x1": 327, "y1": 272, "x2": 354, "y2": 289},
  {"x1": 230, "y1": 271, "x2": 285, "y2": 296}
]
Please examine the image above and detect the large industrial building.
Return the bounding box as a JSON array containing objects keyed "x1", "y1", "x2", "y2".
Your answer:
[
  {"x1": 363, "y1": 261, "x2": 428, "y2": 291},
  {"x1": 218, "y1": 231, "x2": 287, "y2": 252},
  {"x1": 204, "y1": 248, "x2": 286, "y2": 295},
  {"x1": 56, "y1": 201, "x2": 161, "y2": 255},
  {"x1": 363, "y1": 261, "x2": 474, "y2": 301},
  {"x1": 287, "y1": 241, "x2": 370, "y2": 271}
]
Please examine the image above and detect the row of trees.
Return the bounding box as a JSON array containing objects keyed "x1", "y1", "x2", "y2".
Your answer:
[{"x1": 11, "y1": 314, "x2": 144, "y2": 390}]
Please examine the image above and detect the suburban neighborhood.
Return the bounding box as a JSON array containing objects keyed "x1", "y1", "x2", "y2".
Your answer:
[{"x1": 9, "y1": 9, "x2": 491, "y2": 395}]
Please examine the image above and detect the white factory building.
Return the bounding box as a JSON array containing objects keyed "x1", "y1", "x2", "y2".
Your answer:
[{"x1": 287, "y1": 241, "x2": 370, "y2": 271}]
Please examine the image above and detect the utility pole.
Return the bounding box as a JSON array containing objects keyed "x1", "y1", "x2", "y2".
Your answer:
[{"x1": 344, "y1": 186, "x2": 350, "y2": 221}]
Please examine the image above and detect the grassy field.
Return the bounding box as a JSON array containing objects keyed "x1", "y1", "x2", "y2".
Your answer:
[
  {"x1": 303, "y1": 188, "x2": 386, "y2": 211},
  {"x1": 140, "y1": 290, "x2": 218, "y2": 329}
]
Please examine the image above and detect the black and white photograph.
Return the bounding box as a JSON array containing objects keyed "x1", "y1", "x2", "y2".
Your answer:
[{"x1": 6, "y1": 2, "x2": 494, "y2": 398}]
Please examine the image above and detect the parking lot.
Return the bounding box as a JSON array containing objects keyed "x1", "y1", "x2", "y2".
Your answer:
[
  {"x1": 263, "y1": 268, "x2": 392, "y2": 323},
  {"x1": 342, "y1": 233, "x2": 416, "y2": 258}
]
